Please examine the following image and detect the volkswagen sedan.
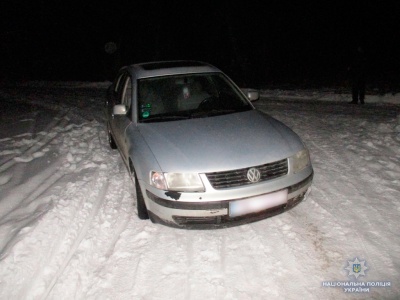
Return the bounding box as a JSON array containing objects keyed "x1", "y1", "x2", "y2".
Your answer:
[{"x1": 106, "y1": 61, "x2": 313, "y2": 228}]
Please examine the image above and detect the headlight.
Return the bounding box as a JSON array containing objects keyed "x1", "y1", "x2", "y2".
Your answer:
[
  {"x1": 150, "y1": 171, "x2": 166, "y2": 190},
  {"x1": 292, "y1": 148, "x2": 310, "y2": 173},
  {"x1": 150, "y1": 171, "x2": 205, "y2": 192}
]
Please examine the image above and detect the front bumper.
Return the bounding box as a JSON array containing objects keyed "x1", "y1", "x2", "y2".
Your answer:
[{"x1": 145, "y1": 172, "x2": 313, "y2": 229}]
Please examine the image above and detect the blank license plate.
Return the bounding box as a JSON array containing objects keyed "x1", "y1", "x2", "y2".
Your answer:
[{"x1": 229, "y1": 189, "x2": 288, "y2": 217}]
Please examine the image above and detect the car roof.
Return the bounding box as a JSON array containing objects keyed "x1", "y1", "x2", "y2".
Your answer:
[{"x1": 123, "y1": 60, "x2": 222, "y2": 79}]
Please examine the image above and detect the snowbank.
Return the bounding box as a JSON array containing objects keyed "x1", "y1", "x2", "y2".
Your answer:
[{"x1": 260, "y1": 88, "x2": 400, "y2": 104}]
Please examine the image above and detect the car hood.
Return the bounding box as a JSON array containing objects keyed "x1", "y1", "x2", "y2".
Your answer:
[{"x1": 137, "y1": 110, "x2": 304, "y2": 173}]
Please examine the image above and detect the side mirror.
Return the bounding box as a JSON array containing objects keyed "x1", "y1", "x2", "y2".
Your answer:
[
  {"x1": 113, "y1": 104, "x2": 127, "y2": 116},
  {"x1": 246, "y1": 89, "x2": 260, "y2": 102},
  {"x1": 241, "y1": 88, "x2": 260, "y2": 102}
]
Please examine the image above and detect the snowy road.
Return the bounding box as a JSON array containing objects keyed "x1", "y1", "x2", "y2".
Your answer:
[{"x1": 0, "y1": 83, "x2": 399, "y2": 299}]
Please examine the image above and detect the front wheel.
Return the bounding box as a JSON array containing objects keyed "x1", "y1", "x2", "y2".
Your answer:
[{"x1": 130, "y1": 167, "x2": 149, "y2": 220}]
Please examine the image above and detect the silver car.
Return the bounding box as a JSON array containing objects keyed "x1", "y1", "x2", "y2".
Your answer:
[{"x1": 106, "y1": 61, "x2": 313, "y2": 228}]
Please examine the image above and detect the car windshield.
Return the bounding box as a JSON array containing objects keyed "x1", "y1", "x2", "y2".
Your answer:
[{"x1": 137, "y1": 73, "x2": 252, "y2": 122}]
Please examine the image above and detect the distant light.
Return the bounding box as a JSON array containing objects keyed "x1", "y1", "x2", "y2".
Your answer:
[{"x1": 104, "y1": 42, "x2": 117, "y2": 54}]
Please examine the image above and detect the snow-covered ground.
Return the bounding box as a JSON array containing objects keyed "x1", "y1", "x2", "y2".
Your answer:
[{"x1": 0, "y1": 82, "x2": 399, "y2": 299}]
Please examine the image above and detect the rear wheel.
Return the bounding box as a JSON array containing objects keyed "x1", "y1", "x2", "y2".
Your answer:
[{"x1": 129, "y1": 163, "x2": 149, "y2": 220}]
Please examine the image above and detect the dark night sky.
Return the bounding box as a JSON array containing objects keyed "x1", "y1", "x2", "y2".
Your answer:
[{"x1": 1, "y1": 1, "x2": 399, "y2": 88}]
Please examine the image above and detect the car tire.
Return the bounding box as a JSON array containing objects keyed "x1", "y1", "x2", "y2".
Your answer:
[
  {"x1": 130, "y1": 165, "x2": 149, "y2": 220},
  {"x1": 107, "y1": 124, "x2": 117, "y2": 149},
  {"x1": 135, "y1": 174, "x2": 150, "y2": 220}
]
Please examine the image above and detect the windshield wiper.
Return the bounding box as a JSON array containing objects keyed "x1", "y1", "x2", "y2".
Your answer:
[
  {"x1": 141, "y1": 115, "x2": 190, "y2": 123},
  {"x1": 190, "y1": 109, "x2": 237, "y2": 118}
]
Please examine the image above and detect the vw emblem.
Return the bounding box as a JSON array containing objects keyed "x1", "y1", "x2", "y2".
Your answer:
[{"x1": 247, "y1": 168, "x2": 261, "y2": 183}]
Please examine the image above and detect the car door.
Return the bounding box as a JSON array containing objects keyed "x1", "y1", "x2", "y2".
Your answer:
[{"x1": 112, "y1": 75, "x2": 133, "y2": 161}]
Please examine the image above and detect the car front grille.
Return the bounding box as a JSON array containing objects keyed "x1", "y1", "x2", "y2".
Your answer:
[
  {"x1": 206, "y1": 158, "x2": 288, "y2": 189},
  {"x1": 173, "y1": 216, "x2": 223, "y2": 225}
]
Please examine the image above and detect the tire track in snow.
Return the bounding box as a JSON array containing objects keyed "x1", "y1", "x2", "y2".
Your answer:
[
  {"x1": 0, "y1": 116, "x2": 105, "y2": 228},
  {"x1": 309, "y1": 160, "x2": 400, "y2": 284},
  {"x1": 39, "y1": 122, "x2": 122, "y2": 298},
  {"x1": 92, "y1": 224, "x2": 162, "y2": 299},
  {"x1": 241, "y1": 208, "x2": 351, "y2": 299},
  {"x1": 122, "y1": 171, "x2": 157, "y2": 285},
  {"x1": 0, "y1": 157, "x2": 65, "y2": 226},
  {"x1": 238, "y1": 220, "x2": 321, "y2": 299},
  {"x1": 0, "y1": 162, "x2": 66, "y2": 259},
  {"x1": 0, "y1": 111, "x2": 69, "y2": 173},
  {"x1": 9, "y1": 175, "x2": 94, "y2": 299},
  {"x1": 182, "y1": 231, "x2": 227, "y2": 299},
  {"x1": 94, "y1": 163, "x2": 136, "y2": 260},
  {"x1": 97, "y1": 169, "x2": 154, "y2": 298},
  {"x1": 228, "y1": 224, "x2": 282, "y2": 298},
  {"x1": 0, "y1": 84, "x2": 123, "y2": 298},
  {"x1": 0, "y1": 120, "x2": 99, "y2": 212},
  {"x1": 184, "y1": 231, "x2": 194, "y2": 300},
  {"x1": 56, "y1": 158, "x2": 152, "y2": 299},
  {"x1": 12, "y1": 156, "x2": 121, "y2": 299},
  {"x1": 40, "y1": 179, "x2": 110, "y2": 300},
  {"x1": 299, "y1": 110, "x2": 400, "y2": 283}
]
